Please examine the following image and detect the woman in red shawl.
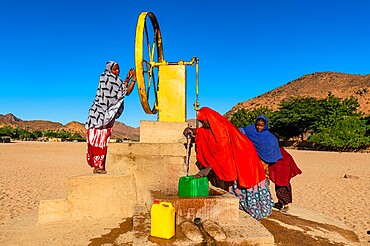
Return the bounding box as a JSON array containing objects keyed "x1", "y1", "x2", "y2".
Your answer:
[
  {"x1": 184, "y1": 107, "x2": 274, "y2": 220},
  {"x1": 268, "y1": 142, "x2": 302, "y2": 213}
]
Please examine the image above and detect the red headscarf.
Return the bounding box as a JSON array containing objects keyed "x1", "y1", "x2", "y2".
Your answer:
[{"x1": 195, "y1": 107, "x2": 266, "y2": 188}]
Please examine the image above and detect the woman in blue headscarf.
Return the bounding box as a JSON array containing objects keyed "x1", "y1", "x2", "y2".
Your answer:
[{"x1": 239, "y1": 115, "x2": 282, "y2": 166}]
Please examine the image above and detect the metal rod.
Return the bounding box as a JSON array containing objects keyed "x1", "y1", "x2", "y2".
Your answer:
[
  {"x1": 194, "y1": 57, "x2": 200, "y2": 128},
  {"x1": 185, "y1": 133, "x2": 191, "y2": 176}
]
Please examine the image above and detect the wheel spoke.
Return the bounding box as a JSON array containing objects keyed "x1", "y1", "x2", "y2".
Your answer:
[
  {"x1": 144, "y1": 22, "x2": 151, "y2": 63},
  {"x1": 144, "y1": 23, "x2": 152, "y2": 88},
  {"x1": 135, "y1": 12, "x2": 163, "y2": 114},
  {"x1": 146, "y1": 73, "x2": 151, "y2": 99},
  {"x1": 151, "y1": 71, "x2": 158, "y2": 105},
  {"x1": 151, "y1": 41, "x2": 156, "y2": 63}
]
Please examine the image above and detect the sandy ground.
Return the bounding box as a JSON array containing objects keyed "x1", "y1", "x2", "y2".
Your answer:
[
  {"x1": 285, "y1": 149, "x2": 370, "y2": 244},
  {"x1": 0, "y1": 141, "x2": 91, "y2": 224},
  {"x1": 0, "y1": 141, "x2": 369, "y2": 244}
]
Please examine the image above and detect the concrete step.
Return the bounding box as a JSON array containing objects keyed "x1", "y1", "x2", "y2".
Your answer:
[
  {"x1": 108, "y1": 142, "x2": 195, "y2": 157},
  {"x1": 107, "y1": 142, "x2": 199, "y2": 205},
  {"x1": 38, "y1": 174, "x2": 137, "y2": 224}
]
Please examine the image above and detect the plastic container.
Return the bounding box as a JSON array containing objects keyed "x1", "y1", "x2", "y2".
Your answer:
[
  {"x1": 178, "y1": 175, "x2": 209, "y2": 197},
  {"x1": 150, "y1": 200, "x2": 175, "y2": 239}
]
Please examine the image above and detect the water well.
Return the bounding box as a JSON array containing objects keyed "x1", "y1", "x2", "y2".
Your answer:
[
  {"x1": 37, "y1": 11, "x2": 275, "y2": 245},
  {"x1": 148, "y1": 186, "x2": 239, "y2": 226}
]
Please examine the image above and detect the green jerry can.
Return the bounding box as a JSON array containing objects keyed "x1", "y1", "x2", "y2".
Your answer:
[{"x1": 178, "y1": 175, "x2": 209, "y2": 197}]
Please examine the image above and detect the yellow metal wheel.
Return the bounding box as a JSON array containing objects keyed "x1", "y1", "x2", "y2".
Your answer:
[{"x1": 135, "y1": 12, "x2": 164, "y2": 114}]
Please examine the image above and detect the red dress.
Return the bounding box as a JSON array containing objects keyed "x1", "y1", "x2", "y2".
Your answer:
[
  {"x1": 86, "y1": 127, "x2": 112, "y2": 170},
  {"x1": 268, "y1": 147, "x2": 302, "y2": 186}
]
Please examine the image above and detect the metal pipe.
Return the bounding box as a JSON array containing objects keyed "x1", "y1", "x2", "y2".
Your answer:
[
  {"x1": 194, "y1": 57, "x2": 200, "y2": 128},
  {"x1": 185, "y1": 133, "x2": 192, "y2": 176}
]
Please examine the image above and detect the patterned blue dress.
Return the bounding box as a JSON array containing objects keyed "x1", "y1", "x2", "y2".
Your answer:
[{"x1": 229, "y1": 178, "x2": 274, "y2": 220}]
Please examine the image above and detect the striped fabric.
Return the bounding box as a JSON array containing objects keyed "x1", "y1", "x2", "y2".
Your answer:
[{"x1": 85, "y1": 61, "x2": 127, "y2": 129}]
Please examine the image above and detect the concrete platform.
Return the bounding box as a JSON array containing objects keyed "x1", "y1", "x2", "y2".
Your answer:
[
  {"x1": 30, "y1": 121, "x2": 361, "y2": 245},
  {"x1": 0, "y1": 203, "x2": 361, "y2": 245},
  {"x1": 123, "y1": 204, "x2": 275, "y2": 245},
  {"x1": 148, "y1": 187, "x2": 240, "y2": 226}
]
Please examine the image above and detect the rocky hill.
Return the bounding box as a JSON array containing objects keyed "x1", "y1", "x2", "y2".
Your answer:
[
  {"x1": 0, "y1": 114, "x2": 140, "y2": 141},
  {"x1": 224, "y1": 72, "x2": 370, "y2": 119}
]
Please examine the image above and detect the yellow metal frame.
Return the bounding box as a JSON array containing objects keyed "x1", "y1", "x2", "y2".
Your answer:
[
  {"x1": 135, "y1": 12, "x2": 164, "y2": 114},
  {"x1": 135, "y1": 12, "x2": 200, "y2": 121}
]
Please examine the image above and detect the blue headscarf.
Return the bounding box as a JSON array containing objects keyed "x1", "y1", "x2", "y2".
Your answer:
[{"x1": 239, "y1": 115, "x2": 282, "y2": 163}]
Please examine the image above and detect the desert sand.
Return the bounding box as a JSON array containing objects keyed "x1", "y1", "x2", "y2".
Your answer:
[{"x1": 0, "y1": 141, "x2": 369, "y2": 244}]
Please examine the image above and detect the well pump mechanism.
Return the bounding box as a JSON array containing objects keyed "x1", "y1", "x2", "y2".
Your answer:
[{"x1": 134, "y1": 12, "x2": 200, "y2": 122}]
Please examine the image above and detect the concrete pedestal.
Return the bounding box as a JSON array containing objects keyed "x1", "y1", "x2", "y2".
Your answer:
[
  {"x1": 38, "y1": 121, "x2": 194, "y2": 223},
  {"x1": 38, "y1": 174, "x2": 137, "y2": 223},
  {"x1": 139, "y1": 120, "x2": 189, "y2": 143}
]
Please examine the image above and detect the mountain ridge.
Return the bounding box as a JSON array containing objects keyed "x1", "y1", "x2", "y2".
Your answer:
[
  {"x1": 2, "y1": 71, "x2": 370, "y2": 139},
  {"x1": 224, "y1": 71, "x2": 370, "y2": 119},
  {"x1": 0, "y1": 113, "x2": 140, "y2": 141}
]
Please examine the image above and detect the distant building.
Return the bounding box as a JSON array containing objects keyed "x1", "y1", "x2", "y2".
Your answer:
[
  {"x1": 0, "y1": 136, "x2": 11, "y2": 143},
  {"x1": 49, "y1": 138, "x2": 62, "y2": 142},
  {"x1": 109, "y1": 138, "x2": 118, "y2": 143}
]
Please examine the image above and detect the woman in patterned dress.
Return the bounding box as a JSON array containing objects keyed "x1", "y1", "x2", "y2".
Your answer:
[
  {"x1": 240, "y1": 116, "x2": 296, "y2": 212},
  {"x1": 85, "y1": 61, "x2": 136, "y2": 174},
  {"x1": 183, "y1": 107, "x2": 274, "y2": 220}
]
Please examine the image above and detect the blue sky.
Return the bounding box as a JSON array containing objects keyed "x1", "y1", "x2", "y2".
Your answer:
[{"x1": 1, "y1": 0, "x2": 369, "y2": 127}]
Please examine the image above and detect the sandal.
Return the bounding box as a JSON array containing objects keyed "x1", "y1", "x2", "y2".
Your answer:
[
  {"x1": 273, "y1": 201, "x2": 283, "y2": 210},
  {"x1": 279, "y1": 205, "x2": 290, "y2": 215},
  {"x1": 93, "y1": 168, "x2": 107, "y2": 174}
]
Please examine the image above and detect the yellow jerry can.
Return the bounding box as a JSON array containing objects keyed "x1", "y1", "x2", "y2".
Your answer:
[{"x1": 150, "y1": 200, "x2": 175, "y2": 239}]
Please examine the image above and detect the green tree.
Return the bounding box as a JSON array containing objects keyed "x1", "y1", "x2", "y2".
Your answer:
[
  {"x1": 14, "y1": 126, "x2": 23, "y2": 139},
  {"x1": 33, "y1": 130, "x2": 43, "y2": 138},
  {"x1": 19, "y1": 129, "x2": 36, "y2": 140},
  {"x1": 230, "y1": 106, "x2": 273, "y2": 128},
  {"x1": 271, "y1": 97, "x2": 323, "y2": 140},
  {"x1": 313, "y1": 93, "x2": 361, "y2": 132},
  {"x1": 229, "y1": 93, "x2": 370, "y2": 150},
  {"x1": 309, "y1": 115, "x2": 370, "y2": 150},
  {"x1": 69, "y1": 132, "x2": 85, "y2": 141},
  {"x1": 0, "y1": 125, "x2": 17, "y2": 138},
  {"x1": 363, "y1": 115, "x2": 370, "y2": 136},
  {"x1": 43, "y1": 130, "x2": 58, "y2": 138},
  {"x1": 56, "y1": 129, "x2": 70, "y2": 140}
]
